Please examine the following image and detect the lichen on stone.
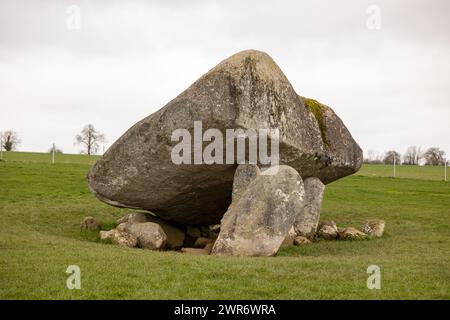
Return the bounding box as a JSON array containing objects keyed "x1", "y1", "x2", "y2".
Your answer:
[{"x1": 301, "y1": 96, "x2": 329, "y2": 146}]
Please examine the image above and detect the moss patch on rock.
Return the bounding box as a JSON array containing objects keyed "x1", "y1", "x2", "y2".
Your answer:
[{"x1": 301, "y1": 96, "x2": 329, "y2": 146}]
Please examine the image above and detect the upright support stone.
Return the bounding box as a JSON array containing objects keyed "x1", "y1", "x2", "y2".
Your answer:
[
  {"x1": 212, "y1": 165, "x2": 305, "y2": 256},
  {"x1": 293, "y1": 177, "x2": 325, "y2": 239}
]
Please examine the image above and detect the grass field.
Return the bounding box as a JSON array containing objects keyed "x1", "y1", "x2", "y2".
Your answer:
[
  {"x1": 0, "y1": 151, "x2": 449, "y2": 299},
  {"x1": 0, "y1": 151, "x2": 100, "y2": 165},
  {"x1": 357, "y1": 163, "x2": 448, "y2": 181}
]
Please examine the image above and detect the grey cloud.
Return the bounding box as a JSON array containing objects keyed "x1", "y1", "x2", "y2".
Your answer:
[{"x1": 0, "y1": 0, "x2": 449, "y2": 158}]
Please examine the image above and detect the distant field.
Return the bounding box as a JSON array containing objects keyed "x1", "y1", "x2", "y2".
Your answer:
[
  {"x1": 1, "y1": 151, "x2": 447, "y2": 181},
  {"x1": 0, "y1": 151, "x2": 100, "y2": 165},
  {"x1": 357, "y1": 163, "x2": 448, "y2": 181},
  {"x1": 0, "y1": 152, "x2": 449, "y2": 299}
]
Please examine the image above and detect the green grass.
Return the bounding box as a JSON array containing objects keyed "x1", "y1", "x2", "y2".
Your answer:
[
  {"x1": 0, "y1": 151, "x2": 100, "y2": 165},
  {"x1": 357, "y1": 163, "x2": 448, "y2": 181},
  {"x1": 0, "y1": 152, "x2": 449, "y2": 299}
]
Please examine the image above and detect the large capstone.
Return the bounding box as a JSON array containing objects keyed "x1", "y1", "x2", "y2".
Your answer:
[{"x1": 88, "y1": 50, "x2": 362, "y2": 225}]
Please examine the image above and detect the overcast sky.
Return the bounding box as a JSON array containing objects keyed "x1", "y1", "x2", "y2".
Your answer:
[{"x1": 1, "y1": 0, "x2": 449, "y2": 159}]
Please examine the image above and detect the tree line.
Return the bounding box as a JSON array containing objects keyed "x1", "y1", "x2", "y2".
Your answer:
[
  {"x1": 1, "y1": 124, "x2": 106, "y2": 155},
  {"x1": 365, "y1": 146, "x2": 447, "y2": 166},
  {"x1": 1, "y1": 128, "x2": 447, "y2": 166}
]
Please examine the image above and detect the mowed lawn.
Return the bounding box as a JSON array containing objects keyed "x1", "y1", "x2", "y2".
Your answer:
[
  {"x1": 0, "y1": 151, "x2": 100, "y2": 165},
  {"x1": 0, "y1": 152, "x2": 449, "y2": 299},
  {"x1": 357, "y1": 163, "x2": 448, "y2": 181}
]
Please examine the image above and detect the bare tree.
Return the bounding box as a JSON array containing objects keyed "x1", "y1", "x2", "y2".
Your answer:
[
  {"x1": 364, "y1": 149, "x2": 382, "y2": 164},
  {"x1": 403, "y1": 146, "x2": 422, "y2": 165},
  {"x1": 383, "y1": 150, "x2": 401, "y2": 165},
  {"x1": 75, "y1": 124, "x2": 106, "y2": 155},
  {"x1": 423, "y1": 147, "x2": 446, "y2": 166},
  {"x1": 1, "y1": 130, "x2": 21, "y2": 151}
]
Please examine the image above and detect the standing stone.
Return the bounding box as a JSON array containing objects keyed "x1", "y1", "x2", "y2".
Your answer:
[
  {"x1": 212, "y1": 165, "x2": 305, "y2": 256},
  {"x1": 125, "y1": 222, "x2": 167, "y2": 250},
  {"x1": 293, "y1": 177, "x2": 325, "y2": 239}
]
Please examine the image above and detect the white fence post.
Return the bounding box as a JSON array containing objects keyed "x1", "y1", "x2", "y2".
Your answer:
[
  {"x1": 393, "y1": 156, "x2": 396, "y2": 178},
  {"x1": 0, "y1": 137, "x2": 3, "y2": 161},
  {"x1": 52, "y1": 143, "x2": 55, "y2": 164},
  {"x1": 445, "y1": 160, "x2": 447, "y2": 182}
]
